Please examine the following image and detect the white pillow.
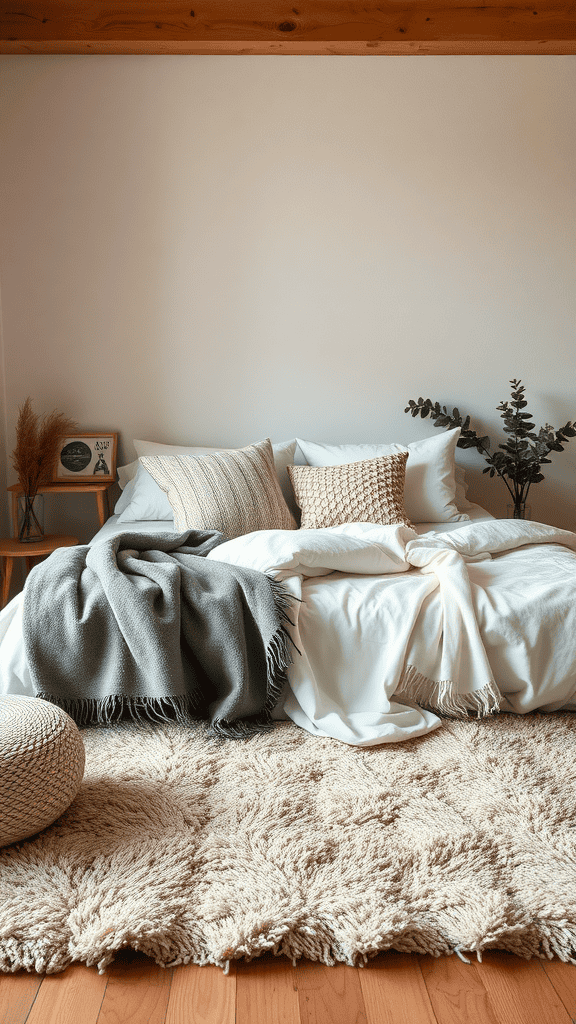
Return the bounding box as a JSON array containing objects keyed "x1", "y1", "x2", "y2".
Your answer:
[
  {"x1": 455, "y1": 464, "x2": 474, "y2": 511},
  {"x1": 117, "y1": 449, "x2": 475, "y2": 508},
  {"x1": 115, "y1": 439, "x2": 298, "y2": 522},
  {"x1": 116, "y1": 462, "x2": 173, "y2": 521},
  {"x1": 295, "y1": 429, "x2": 468, "y2": 524},
  {"x1": 117, "y1": 460, "x2": 139, "y2": 490}
]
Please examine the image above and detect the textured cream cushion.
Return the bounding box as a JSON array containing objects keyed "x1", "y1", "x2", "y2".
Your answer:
[
  {"x1": 116, "y1": 440, "x2": 299, "y2": 521},
  {"x1": 141, "y1": 438, "x2": 296, "y2": 540},
  {"x1": 0, "y1": 695, "x2": 85, "y2": 848},
  {"x1": 296, "y1": 429, "x2": 468, "y2": 524},
  {"x1": 287, "y1": 452, "x2": 412, "y2": 530}
]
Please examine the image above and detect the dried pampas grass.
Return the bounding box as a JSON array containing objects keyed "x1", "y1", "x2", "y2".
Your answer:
[{"x1": 12, "y1": 397, "x2": 77, "y2": 497}]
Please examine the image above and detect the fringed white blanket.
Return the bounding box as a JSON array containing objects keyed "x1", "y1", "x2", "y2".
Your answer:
[{"x1": 208, "y1": 519, "x2": 576, "y2": 746}]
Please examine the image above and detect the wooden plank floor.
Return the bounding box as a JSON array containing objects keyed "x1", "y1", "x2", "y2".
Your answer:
[{"x1": 3, "y1": 948, "x2": 576, "y2": 1024}]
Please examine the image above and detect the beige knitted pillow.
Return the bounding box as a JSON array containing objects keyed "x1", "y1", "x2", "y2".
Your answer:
[
  {"x1": 141, "y1": 439, "x2": 296, "y2": 541},
  {"x1": 287, "y1": 452, "x2": 412, "y2": 529}
]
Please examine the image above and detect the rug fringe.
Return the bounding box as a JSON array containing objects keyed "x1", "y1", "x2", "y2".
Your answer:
[
  {"x1": 6, "y1": 922, "x2": 576, "y2": 975},
  {"x1": 396, "y1": 665, "x2": 501, "y2": 718}
]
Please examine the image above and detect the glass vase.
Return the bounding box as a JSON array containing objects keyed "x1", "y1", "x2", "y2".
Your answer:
[
  {"x1": 17, "y1": 494, "x2": 45, "y2": 542},
  {"x1": 507, "y1": 502, "x2": 531, "y2": 520}
]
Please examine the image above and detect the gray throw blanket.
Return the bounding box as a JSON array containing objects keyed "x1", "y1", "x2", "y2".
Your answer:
[{"x1": 22, "y1": 530, "x2": 294, "y2": 738}]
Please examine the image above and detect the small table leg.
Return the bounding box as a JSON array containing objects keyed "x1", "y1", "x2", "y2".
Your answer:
[
  {"x1": 96, "y1": 491, "x2": 105, "y2": 527},
  {"x1": 1, "y1": 556, "x2": 13, "y2": 609}
]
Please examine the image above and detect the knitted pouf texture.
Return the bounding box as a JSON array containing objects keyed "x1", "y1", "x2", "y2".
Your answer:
[
  {"x1": 0, "y1": 694, "x2": 85, "y2": 848},
  {"x1": 1, "y1": 713, "x2": 576, "y2": 975}
]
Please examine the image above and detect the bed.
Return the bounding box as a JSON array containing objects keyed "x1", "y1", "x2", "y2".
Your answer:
[{"x1": 2, "y1": 430, "x2": 576, "y2": 746}]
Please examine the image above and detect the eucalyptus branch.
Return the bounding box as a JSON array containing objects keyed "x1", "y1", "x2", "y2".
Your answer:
[
  {"x1": 405, "y1": 380, "x2": 576, "y2": 515},
  {"x1": 404, "y1": 396, "x2": 516, "y2": 501}
]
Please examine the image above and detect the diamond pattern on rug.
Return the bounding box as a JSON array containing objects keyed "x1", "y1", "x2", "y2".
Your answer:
[{"x1": 2, "y1": 713, "x2": 576, "y2": 974}]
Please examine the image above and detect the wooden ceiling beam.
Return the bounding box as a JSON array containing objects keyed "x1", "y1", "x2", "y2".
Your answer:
[{"x1": 1, "y1": 1, "x2": 575, "y2": 54}]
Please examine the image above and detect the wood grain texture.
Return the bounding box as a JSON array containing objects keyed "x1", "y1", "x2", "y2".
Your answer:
[
  {"x1": 165, "y1": 961, "x2": 236, "y2": 1024},
  {"x1": 96, "y1": 949, "x2": 172, "y2": 1024},
  {"x1": 359, "y1": 952, "x2": 438, "y2": 1024},
  {"x1": 421, "y1": 950, "x2": 572, "y2": 1024},
  {"x1": 24, "y1": 963, "x2": 108, "y2": 1024},
  {"x1": 236, "y1": 953, "x2": 301, "y2": 1024},
  {"x1": 420, "y1": 953, "x2": 507, "y2": 1024},
  {"x1": 0, "y1": 971, "x2": 43, "y2": 1024},
  {"x1": 542, "y1": 959, "x2": 576, "y2": 1019},
  {"x1": 1, "y1": 1, "x2": 575, "y2": 54},
  {"x1": 472, "y1": 952, "x2": 573, "y2": 1024},
  {"x1": 4, "y1": 952, "x2": 576, "y2": 1023},
  {"x1": 295, "y1": 960, "x2": 367, "y2": 1024}
]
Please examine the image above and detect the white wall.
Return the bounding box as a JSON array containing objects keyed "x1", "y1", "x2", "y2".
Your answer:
[
  {"x1": 0, "y1": 55, "x2": 575, "y2": 541},
  {"x1": 0, "y1": 277, "x2": 8, "y2": 539}
]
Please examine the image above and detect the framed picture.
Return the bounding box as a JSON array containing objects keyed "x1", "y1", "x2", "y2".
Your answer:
[{"x1": 54, "y1": 433, "x2": 118, "y2": 484}]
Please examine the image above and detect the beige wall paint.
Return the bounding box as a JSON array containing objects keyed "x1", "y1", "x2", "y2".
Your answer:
[
  {"x1": 0, "y1": 55, "x2": 574, "y2": 541},
  {"x1": 0, "y1": 276, "x2": 8, "y2": 538}
]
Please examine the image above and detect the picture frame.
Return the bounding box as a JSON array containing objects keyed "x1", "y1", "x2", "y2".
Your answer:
[{"x1": 53, "y1": 433, "x2": 118, "y2": 484}]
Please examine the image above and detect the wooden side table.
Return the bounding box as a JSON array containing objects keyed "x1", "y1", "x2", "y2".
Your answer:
[
  {"x1": 0, "y1": 535, "x2": 78, "y2": 609},
  {"x1": 8, "y1": 481, "x2": 114, "y2": 537}
]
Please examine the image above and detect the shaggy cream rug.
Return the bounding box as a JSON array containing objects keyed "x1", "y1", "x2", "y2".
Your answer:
[{"x1": 2, "y1": 713, "x2": 576, "y2": 975}]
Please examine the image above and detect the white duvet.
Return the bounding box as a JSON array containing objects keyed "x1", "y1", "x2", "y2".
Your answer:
[
  {"x1": 205, "y1": 518, "x2": 576, "y2": 745},
  {"x1": 2, "y1": 518, "x2": 576, "y2": 746}
]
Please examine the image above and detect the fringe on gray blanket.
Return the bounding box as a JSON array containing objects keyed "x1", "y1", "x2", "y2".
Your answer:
[
  {"x1": 211, "y1": 575, "x2": 299, "y2": 738},
  {"x1": 36, "y1": 575, "x2": 298, "y2": 740}
]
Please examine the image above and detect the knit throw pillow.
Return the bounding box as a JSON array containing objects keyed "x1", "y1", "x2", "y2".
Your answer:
[
  {"x1": 287, "y1": 452, "x2": 412, "y2": 530},
  {"x1": 141, "y1": 439, "x2": 296, "y2": 541}
]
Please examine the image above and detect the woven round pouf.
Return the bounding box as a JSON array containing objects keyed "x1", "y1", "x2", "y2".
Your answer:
[{"x1": 0, "y1": 694, "x2": 85, "y2": 848}]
